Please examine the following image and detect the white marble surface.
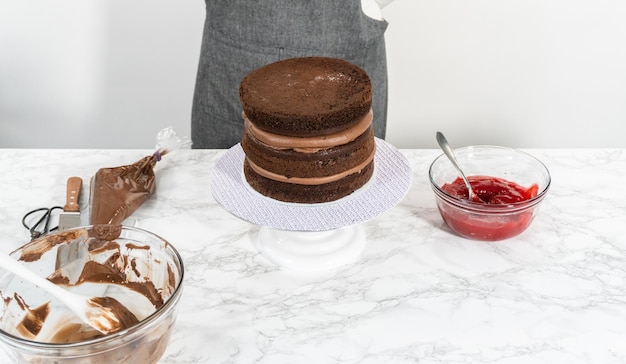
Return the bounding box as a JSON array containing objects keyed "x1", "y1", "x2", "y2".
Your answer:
[{"x1": 1, "y1": 148, "x2": 626, "y2": 363}]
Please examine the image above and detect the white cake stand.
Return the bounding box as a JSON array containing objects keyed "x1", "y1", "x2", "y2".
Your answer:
[
  {"x1": 210, "y1": 138, "x2": 412, "y2": 272},
  {"x1": 254, "y1": 225, "x2": 366, "y2": 272}
]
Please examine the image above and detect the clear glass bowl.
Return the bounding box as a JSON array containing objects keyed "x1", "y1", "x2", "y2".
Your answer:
[
  {"x1": 0, "y1": 225, "x2": 184, "y2": 363},
  {"x1": 429, "y1": 146, "x2": 551, "y2": 241}
]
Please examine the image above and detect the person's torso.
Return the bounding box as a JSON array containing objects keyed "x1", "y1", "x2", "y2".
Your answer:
[{"x1": 205, "y1": 0, "x2": 387, "y2": 54}]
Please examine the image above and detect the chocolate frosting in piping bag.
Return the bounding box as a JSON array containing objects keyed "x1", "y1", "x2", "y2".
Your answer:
[
  {"x1": 89, "y1": 154, "x2": 158, "y2": 225},
  {"x1": 89, "y1": 127, "x2": 191, "y2": 225}
]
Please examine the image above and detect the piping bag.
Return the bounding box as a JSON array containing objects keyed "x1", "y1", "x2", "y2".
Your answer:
[{"x1": 89, "y1": 127, "x2": 191, "y2": 225}]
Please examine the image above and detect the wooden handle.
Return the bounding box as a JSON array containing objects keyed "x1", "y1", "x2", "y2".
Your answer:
[{"x1": 64, "y1": 176, "x2": 82, "y2": 212}]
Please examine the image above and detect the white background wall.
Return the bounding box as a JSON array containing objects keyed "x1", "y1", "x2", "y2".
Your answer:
[{"x1": 2, "y1": 0, "x2": 625, "y2": 149}]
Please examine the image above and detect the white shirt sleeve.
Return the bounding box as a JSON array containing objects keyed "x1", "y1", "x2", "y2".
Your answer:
[
  {"x1": 375, "y1": 0, "x2": 395, "y2": 9},
  {"x1": 362, "y1": 0, "x2": 394, "y2": 20}
]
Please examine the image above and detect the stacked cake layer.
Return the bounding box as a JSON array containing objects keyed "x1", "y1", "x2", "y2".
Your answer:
[{"x1": 239, "y1": 57, "x2": 376, "y2": 203}]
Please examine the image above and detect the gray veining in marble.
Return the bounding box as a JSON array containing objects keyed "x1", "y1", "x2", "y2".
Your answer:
[{"x1": 1, "y1": 148, "x2": 626, "y2": 363}]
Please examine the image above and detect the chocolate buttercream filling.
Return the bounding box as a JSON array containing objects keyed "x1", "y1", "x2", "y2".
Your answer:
[
  {"x1": 246, "y1": 145, "x2": 375, "y2": 185},
  {"x1": 244, "y1": 109, "x2": 373, "y2": 153}
]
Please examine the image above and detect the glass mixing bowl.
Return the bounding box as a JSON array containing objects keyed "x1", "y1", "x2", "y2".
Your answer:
[
  {"x1": 0, "y1": 225, "x2": 184, "y2": 363},
  {"x1": 429, "y1": 146, "x2": 551, "y2": 241}
]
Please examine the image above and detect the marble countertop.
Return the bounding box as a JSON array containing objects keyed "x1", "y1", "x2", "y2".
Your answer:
[{"x1": 1, "y1": 148, "x2": 625, "y2": 363}]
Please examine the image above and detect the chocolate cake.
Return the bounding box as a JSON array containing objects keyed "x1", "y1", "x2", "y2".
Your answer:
[{"x1": 239, "y1": 57, "x2": 376, "y2": 203}]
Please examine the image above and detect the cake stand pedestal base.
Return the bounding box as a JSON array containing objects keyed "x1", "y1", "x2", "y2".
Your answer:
[{"x1": 255, "y1": 225, "x2": 366, "y2": 272}]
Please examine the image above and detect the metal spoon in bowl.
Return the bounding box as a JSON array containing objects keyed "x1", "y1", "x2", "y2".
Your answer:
[
  {"x1": 435, "y1": 131, "x2": 479, "y2": 202},
  {"x1": 0, "y1": 251, "x2": 139, "y2": 336}
]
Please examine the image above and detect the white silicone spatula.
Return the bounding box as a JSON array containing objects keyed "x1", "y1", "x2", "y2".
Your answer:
[{"x1": 0, "y1": 251, "x2": 138, "y2": 335}]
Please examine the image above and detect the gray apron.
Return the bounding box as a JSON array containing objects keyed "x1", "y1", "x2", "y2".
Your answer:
[{"x1": 191, "y1": 0, "x2": 389, "y2": 149}]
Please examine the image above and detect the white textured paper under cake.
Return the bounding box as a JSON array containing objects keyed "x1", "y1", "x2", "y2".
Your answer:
[{"x1": 210, "y1": 138, "x2": 412, "y2": 231}]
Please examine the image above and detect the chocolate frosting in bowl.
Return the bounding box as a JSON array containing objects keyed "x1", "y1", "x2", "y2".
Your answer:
[{"x1": 0, "y1": 225, "x2": 183, "y2": 363}]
